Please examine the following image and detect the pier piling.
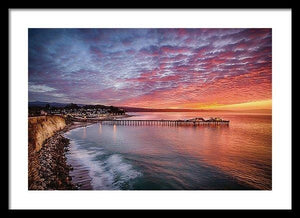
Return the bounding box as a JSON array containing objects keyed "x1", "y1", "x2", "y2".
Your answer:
[{"x1": 99, "y1": 119, "x2": 229, "y2": 127}]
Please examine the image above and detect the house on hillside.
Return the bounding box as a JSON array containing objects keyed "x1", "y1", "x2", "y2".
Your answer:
[{"x1": 40, "y1": 110, "x2": 47, "y2": 116}]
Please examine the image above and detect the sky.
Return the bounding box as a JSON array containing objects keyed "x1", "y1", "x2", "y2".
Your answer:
[{"x1": 29, "y1": 28, "x2": 272, "y2": 110}]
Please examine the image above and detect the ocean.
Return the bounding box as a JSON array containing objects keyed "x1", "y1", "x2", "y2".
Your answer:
[{"x1": 65, "y1": 112, "x2": 272, "y2": 190}]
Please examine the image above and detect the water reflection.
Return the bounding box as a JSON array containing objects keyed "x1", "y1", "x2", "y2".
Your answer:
[
  {"x1": 98, "y1": 124, "x2": 102, "y2": 135},
  {"x1": 82, "y1": 126, "x2": 87, "y2": 139},
  {"x1": 67, "y1": 112, "x2": 271, "y2": 190},
  {"x1": 113, "y1": 124, "x2": 117, "y2": 141}
]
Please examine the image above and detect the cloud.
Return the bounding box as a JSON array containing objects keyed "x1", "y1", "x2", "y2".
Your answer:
[
  {"x1": 29, "y1": 83, "x2": 56, "y2": 93},
  {"x1": 29, "y1": 28, "x2": 272, "y2": 109}
]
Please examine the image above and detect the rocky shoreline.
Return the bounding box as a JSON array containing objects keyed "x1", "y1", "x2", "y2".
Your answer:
[
  {"x1": 29, "y1": 121, "x2": 96, "y2": 190},
  {"x1": 32, "y1": 133, "x2": 76, "y2": 190},
  {"x1": 29, "y1": 114, "x2": 134, "y2": 190}
]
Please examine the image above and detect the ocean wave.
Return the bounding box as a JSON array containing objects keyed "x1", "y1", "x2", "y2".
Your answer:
[{"x1": 68, "y1": 140, "x2": 141, "y2": 190}]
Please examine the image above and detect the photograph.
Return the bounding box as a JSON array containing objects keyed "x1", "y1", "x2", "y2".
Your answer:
[{"x1": 28, "y1": 28, "x2": 272, "y2": 190}]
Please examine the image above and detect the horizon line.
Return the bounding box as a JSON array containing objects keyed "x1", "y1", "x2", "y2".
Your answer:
[{"x1": 29, "y1": 100, "x2": 272, "y2": 113}]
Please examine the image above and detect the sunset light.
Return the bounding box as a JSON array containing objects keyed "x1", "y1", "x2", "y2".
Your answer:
[{"x1": 29, "y1": 28, "x2": 272, "y2": 111}]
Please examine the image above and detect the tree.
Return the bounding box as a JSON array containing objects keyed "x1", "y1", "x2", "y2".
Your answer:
[{"x1": 65, "y1": 103, "x2": 80, "y2": 109}]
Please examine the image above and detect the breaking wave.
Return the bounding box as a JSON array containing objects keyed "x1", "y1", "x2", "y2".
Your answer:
[{"x1": 67, "y1": 136, "x2": 141, "y2": 190}]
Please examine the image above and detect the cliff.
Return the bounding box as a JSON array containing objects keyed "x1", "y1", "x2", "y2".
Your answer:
[
  {"x1": 28, "y1": 115, "x2": 66, "y2": 152},
  {"x1": 28, "y1": 115, "x2": 67, "y2": 189}
]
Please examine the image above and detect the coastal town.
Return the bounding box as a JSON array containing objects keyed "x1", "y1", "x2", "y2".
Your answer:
[{"x1": 28, "y1": 103, "x2": 126, "y2": 120}]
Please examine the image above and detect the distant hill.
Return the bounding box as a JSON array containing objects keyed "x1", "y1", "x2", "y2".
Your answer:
[
  {"x1": 119, "y1": 106, "x2": 272, "y2": 114},
  {"x1": 29, "y1": 101, "x2": 85, "y2": 107},
  {"x1": 119, "y1": 106, "x2": 222, "y2": 112},
  {"x1": 28, "y1": 102, "x2": 271, "y2": 114}
]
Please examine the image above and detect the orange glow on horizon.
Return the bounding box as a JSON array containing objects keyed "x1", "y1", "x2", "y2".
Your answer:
[
  {"x1": 212, "y1": 99, "x2": 272, "y2": 111},
  {"x1": 178, "y1": 99, "x2": 272, "y2": 111},
  {"x1": 120, "y1": 99, "x2": 272, "y2": 112}
]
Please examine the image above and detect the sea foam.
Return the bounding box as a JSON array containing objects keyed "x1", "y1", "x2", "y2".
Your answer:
[{"x1": 68, "y1": 139, "x2": 141, "y2": 190}]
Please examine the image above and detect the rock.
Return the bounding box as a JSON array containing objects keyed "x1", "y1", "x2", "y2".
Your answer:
[{"x1": 29, "y1": 130, "x2": 78, "y2": 190}]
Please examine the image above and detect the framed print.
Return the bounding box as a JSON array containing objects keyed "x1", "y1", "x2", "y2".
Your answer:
[{"x1": 9, "y1": 9, "x2": 292, "y2": 210}]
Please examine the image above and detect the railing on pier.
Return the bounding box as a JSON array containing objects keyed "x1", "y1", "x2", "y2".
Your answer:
[{"x1": 99, "y1": 119, "x2": 229, "y2": 126}]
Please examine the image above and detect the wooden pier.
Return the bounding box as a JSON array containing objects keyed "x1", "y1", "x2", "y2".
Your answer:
[{"x1": 99, "y1": 119, "x2": 229, "y2": 126}]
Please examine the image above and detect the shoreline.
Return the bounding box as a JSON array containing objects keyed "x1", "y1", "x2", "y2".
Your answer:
[
  {"x1": 29, "y1": 114, "x2": 132, "y2": 190},
  {"x1": 63, "y1": 121, "x2": 96, "y2": 190}
]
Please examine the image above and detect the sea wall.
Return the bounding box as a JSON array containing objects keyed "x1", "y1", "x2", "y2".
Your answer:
[{"x1": 28, "y1": 115, "x2": 67, "y2": 189}]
